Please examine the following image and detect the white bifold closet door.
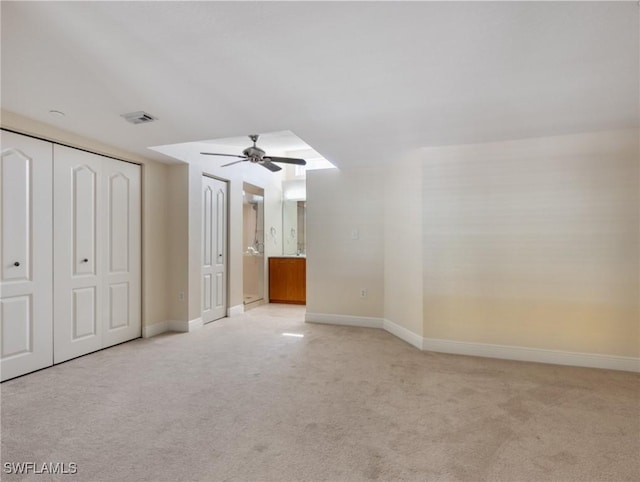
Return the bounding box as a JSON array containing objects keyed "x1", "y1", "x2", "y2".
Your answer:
[
  {"x1": 0, "y1": 131, "x2": 53, "y2": 381},
  {"x1": 202, "y1": 175, "x2": 227, "y2": 323},
  {"x1": 53, "y1": 145, "x2": 141, "y2": 364}
]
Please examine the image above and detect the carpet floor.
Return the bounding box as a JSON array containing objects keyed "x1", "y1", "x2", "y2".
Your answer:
[{"x1": 1, "y1": 304, "x2": 638, "y2": 481}]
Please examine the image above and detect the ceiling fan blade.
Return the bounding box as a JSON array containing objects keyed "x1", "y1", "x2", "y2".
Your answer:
[
  {"x1": 264, "y1": 156, "x2": 307, "y2": 166},
  {"x1": 260, "y1": 160, "x2": 282, "y2": 172},
  {"x1": 201, "y1": 152, "x2": 245, "y2": 158},
  {"x1": 221, "y1": 159, "x2": 249, "y2": 167}
]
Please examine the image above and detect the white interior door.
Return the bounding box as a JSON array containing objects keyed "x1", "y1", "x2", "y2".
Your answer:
[
  {"x1": 101, "y1": 158, "x2": 141, "y2": 348},
  {"x1": 54, "y1": 146, "x2": 104, "y2": 363},
  {"x1": 202, "y1": 176, "x2": 227, "y2": 323},
  {"x1": 1, "y1": 131, "x2": 53, "y2": 381}
]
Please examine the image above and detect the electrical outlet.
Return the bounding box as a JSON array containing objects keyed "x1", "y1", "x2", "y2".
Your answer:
[
  {"x1": 360, "y1": 288, "x2": 367, "y2": 299},
  {"x1": 178, "y1": 292, "x2": 184, "y2": 301}
]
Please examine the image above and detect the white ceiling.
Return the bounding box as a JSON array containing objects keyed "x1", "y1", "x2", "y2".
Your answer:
[
  {"x1": 197, "y1": 131, "x2": 312, "y2": 153},
  {"x1": 1, "y1": 1, "x2": 638, "y2": 168}
]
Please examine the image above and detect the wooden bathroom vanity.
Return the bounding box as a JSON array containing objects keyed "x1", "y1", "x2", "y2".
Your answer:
[{"x1": 268, "y1": 257, "x2": 306, "y2": 304}]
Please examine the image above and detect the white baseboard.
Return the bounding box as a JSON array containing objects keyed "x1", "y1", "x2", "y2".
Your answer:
[
  {"x1": 168, "y1": 320, "x2": 188, "y2": 332},
  {"x1": 169, "y1": 317, "x2": 203, "y2": 333},
  {"x1": 383, "y1": 319, "x2": 423, "y2": 350},
  {"x1": 227, "y1": 304, "x2": 244, "y2": 317},
  {"x1": 142, "y1": 321, "x2": 169, "y2": 338},
  {"x1": 305, "y1": 312, "x2": 383, "y2": 329},
  {"x1": 422, "y1": 337, "x2": 640, "y2": 373},
  {"x1": 304, "y1": 312, "x2": 639, "y2": 373}
]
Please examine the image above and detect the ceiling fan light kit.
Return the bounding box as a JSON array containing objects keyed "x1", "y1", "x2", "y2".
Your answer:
[{"x1": 201, "y1": 135, "x2": 307, "y2": 172}]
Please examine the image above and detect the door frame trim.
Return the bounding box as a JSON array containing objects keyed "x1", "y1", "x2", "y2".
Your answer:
[{"x1": 0, "y1": 128, "x2": 140, "y2": 166}]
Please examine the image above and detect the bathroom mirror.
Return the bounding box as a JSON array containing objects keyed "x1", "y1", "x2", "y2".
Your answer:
[{"x1": 282, "y1": 200, "x2": 306, "y2": 256}]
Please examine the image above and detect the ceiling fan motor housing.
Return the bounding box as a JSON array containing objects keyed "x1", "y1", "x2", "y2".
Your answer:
[{"x1": 243, "y1": 145, "x2": 266, "y2": 162}]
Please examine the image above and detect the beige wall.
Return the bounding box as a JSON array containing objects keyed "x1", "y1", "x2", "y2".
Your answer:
[
  {"x1": 421, "y1": 129, "x2": 639, "y2": 357},
  {"x1": 384, "y1": 153, "x2": 424, "y2": 336},
  {"x1": 167, "y1": 164, "x2": 189, "y2": 322},
  {"x1": 6, "y1": 108, "x2": 636, "y2": 360},
  {"x1": 307, "y1": 129, "x2": 638, "y2": 360},
  {"x1": 306, "y1": 168, "x2": 384, "y2": 318},
  {"x1": 1, "y1": 110, "x2": 171, "y2": 330},
  {"x1": 142, "y1": 160, "x2": 170, "y2": 327},
  {"x1": 282, "y1": 200, "x2": 298, "y2": 255}
]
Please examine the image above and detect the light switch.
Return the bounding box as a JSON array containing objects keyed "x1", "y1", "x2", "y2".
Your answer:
[{"x1": 351, "y1": 228, "x2": 359, "y2": 240}]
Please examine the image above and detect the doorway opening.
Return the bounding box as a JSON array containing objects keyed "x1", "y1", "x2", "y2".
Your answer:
[{"x1": 243, "y1": 183, "x2": 265, "y2": 309}]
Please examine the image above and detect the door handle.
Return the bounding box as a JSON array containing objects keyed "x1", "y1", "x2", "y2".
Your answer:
[
  {"x1": 13, "y1": 261, "x2": 20, "y2": 267},
  {"x1": 81, "y1": 258, "x2": 89, "y2": 263}
]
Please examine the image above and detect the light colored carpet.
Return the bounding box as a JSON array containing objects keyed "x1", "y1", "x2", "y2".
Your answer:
[{"x1": 1, "y1": 304, "x2": 638, "y2": 481}]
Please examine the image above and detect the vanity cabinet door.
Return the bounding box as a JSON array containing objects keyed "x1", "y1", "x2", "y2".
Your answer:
[{"x1": 269, "y1": 258, "x2": 306, "y2": 305}]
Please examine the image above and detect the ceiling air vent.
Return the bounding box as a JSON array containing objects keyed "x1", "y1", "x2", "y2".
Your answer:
[{"x1": 121, "y1": 111, "x2": 158, "y2": 125}]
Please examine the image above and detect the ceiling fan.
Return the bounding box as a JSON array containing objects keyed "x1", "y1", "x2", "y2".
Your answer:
[{"x1": 201, "y1": 135, "x2": 306, "y2": 172}]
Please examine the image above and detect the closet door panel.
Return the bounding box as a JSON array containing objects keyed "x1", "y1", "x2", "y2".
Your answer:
[
  {"x1": 1, "y1": 296, "x2": 31, "y2": 357},
  {"x1": 2, "y1": 149, "x2": 29, "y2": 282},
  {"x1": 73, "y1": 166, "x2": 97, "y2": 276},
  {"x1": 0, "y1": 131, "x2": 53, "y2": 381},
  {"x1": 53, "y1": 145, "x2": 103, "y2": 363},
  {"x1": 101, "y1": 158, "x2": 140, "y2": 348}
]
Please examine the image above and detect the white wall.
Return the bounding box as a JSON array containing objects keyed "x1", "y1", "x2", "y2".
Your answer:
[{"x1": 306, "y1": 168, "x2": 384, "y2": 318}]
